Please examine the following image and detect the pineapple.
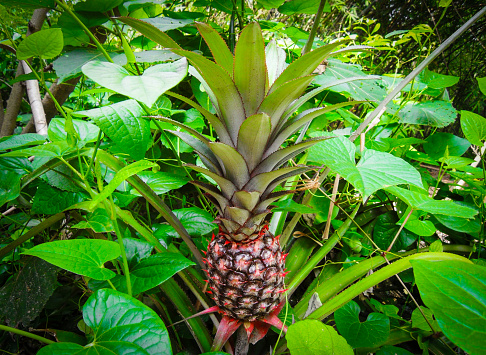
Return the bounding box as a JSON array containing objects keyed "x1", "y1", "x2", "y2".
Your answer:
[{"x1": 155, "y1": 22, "x2": 354, "y2": 348}]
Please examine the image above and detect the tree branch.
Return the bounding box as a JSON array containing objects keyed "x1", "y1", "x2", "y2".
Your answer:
[{"x1": 21, "y1": 61, "x2": 48, "y2": 135}]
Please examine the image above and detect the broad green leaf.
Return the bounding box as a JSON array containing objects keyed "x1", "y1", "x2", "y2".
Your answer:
[
  {"x1": 440, "y1": 156, "x2": 474, "y2": 169},
  {"x1": 373, "y1": 212, "x2": 416, "y2": 252},
  {"x1": 82, "y1": 58, "x2": 187, "y2": 107},
  {"x1": 40, "y1": 164, "x2": 85, "y2": 192},
  {"x1": 385, "y1": 186, "x2": 478, "y2": 219},
  {"x1": 32, "y1": 184, "x2": 87, "y2": 214},
  {"x1": 278, "y1": 0, "x2": 322, "y2": 15},
  {"x1": 308, "y1": 136, "x2": 423, "y2": 198},
  {"x1": 131, "y1": 170, "x2": 189, "y2": 196},
  {"x1": 429, "y1": 240, "x2": 443, "y2": 252},
  {"x1": 411, "y1": 259, "x2": 485, "y2": 355},
  {"x1": 195, "y1": 22, "x2": 233, "y2": 75},
  {"x1": 401, "y1": 211, "x2": 436, "y2": 237},
  {"x1": 307, "y1": 189, "x2": 339, "y2": 224},
  {"x1": 0, "y1": 134, "x2": 45, "y2": 151},
  {"x1": 131, "y1": 17, "x2": 193, "y2": 32},
  {"x1": 434, "y1": 214, "x2": 481, "y2": 235},
  {"x1": 271, "y1": 199, "x2": 315, "y2": 213},
  {"x1": 0, "y1": 170, "x2": 21, "y2": 207},
  {"x1": 234, "y1": 22, "x2": 267, "y2": 115},
  {"x1": 90, "y1": 160, "x2": 157, "y2": 209},
  {"x1": 460, "y1": 110, "x2": 486, "y2": 146},
  {"x1": 153, "y1": 207, "x2": 216, "y2": 238},
  {"x1": 130, "y1": 253, "x2": 195, "y2": 294},
  {"x1": 411, "y1": 307, "x2": 439, "y2": 332},
  {"x1": 287, "y1": 319, "x2": 353, "y2": 355},
  {"x1": 424, "y1": 132, "x2": 470, "y2": 160},
  {"x1": 334, "y1": 300, "x2": 390, "y2": 348},
  {"x1": 48, "y1": 116, "x2": 100, "y2": 144},
  {"x1": 369, "y1": 299, "x2": 403, "y2": 320},
  {"x1": 257, "y1": 0, "x2": 285, "y2": 9},
  {"x1": 122, "y1": 237, "x2": 153, "y2": 268},
  {"x1": 399, "y1": 101, "x2": 456, "y2": 128},
  {"x1": 23, "y1": 239, "x2": 121, "y2": 280},
  {"x1": 377, "y1": 346, "x2": 414, "y2": 355},
  {"x1": 477, "y1": 77, "x2": 486, "y2": 95},
  {"x1": 0, "y1": 141, "x2": 75, "y2": 158},
  {"x1": 17, "y1": 28, "x2": 63, "y2": 60},
  {"x1": 53, "y1": 49, "x2": 125, "y2": 82},
  {"x1": 57, "y1": 11, "x2": 107, "y2": 47},
  {"x1": 0, "y1": 0, "x2": 54, "y2": 8},
  {"x1": 72, "y1": 208, "x2": 114, "y2": 233},
  {"x1": 421, "y1": 68, "x2": 459, "y2": 89},
  {"x1": 38, "y1": 289, "x2": 171, "y2": 355},
  {"x1": 74, "y1": 100, "x2": 151, "y2": 160},
  {"x1": 74, "y1": 0, "x2": 124, "y2": 12},
  {"x1": 314, "y1": 59, "x2": 390, "y2": 105},
  {"x1": 0, "y1": 258, "x2": 58, "y2": 326},
  {"x1": 117, "y1": 16, "x2": 181, "y2": 49}
]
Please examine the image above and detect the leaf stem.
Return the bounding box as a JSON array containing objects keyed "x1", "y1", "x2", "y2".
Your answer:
[
  {"x1": 0, "y1": 325, "x2": 55, "y2": 345},
  {"x1": 302, "y1": 0, "x2": 327, "y2": 55}
]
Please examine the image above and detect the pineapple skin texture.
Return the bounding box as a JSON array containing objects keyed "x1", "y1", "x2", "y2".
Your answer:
[{"x1": 205, "y1": 227, "x2": 286, "y2": 321}]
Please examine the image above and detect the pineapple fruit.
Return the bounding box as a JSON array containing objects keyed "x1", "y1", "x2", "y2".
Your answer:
[{"x1": 156, "y1": 21, "x2": 353, "y2": 348}]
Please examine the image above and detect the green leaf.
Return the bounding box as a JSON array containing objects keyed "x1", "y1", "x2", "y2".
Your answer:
[
  {"x1": 17, "y1": 28, "x2": 63, "y2": 60},
  {"x1": 369, "y1": 299, "x2": 403, "y2": 320},
  {"x1": 117, "y1": 16, "x2": 181, "y2": 49},
  {"x1": 334, "y1": 300, "x2": 390, "y2": 348},
  {"x1": 411, "y1": 307, "x2": 439, "y2": 332},
  {"x1": 153, "y1": 207, "x2": 216, "y2": 238},
  {"x1": 411, "y1": 259, "x2": 486, "y2": 354},
  {"x1": 424, "y1": 132, "x2": 470, "y2": 160},
  {"x1": 23, "y1": 239, "x2": 120, "y2": 280},
  {"x1": 0, "y1": 258, "x2": 58, "y2": 326},
  {"x1": 434, "y1": 214, "x2": 481, "y2": 235},
  {"x1": 278, "y1": 0, "x2": 322, "y2": 15},
  {"x1": 272, "y1": 199, "x2": 315, "y2": 213},
  {"x1": 287, "y1": 319, "x2": 353, "y2": 355},
  {"x1": 402, "y1": 211, "x2": 436, "y2": 237},
  {"x1": 32, "y1": 184, "x2": 87, "y2": 214},
  {"x1": 373, "y1": 212, "x2": 416, "y2": 252},
  {"x1": 308, "y1": 136, "x2": 423, "y2": 198},
  {"x1": 257, "y1": 0, "x2": 285, "y2": 9},
  {"x1": 90, "y1": 160, "x2": 157, "y2": 209},
  {"x1": 48, "y1": 116, "x2": 100, "y2": 144},
  {"x1": 74, "y1": 0, "x2": 124, "y2": 12},
  {"x1": 53, "y1": 49, "x2": 124, "y2": 82},
  {"x1": 130, "y1": 253, "x2": 195, "y2": 294},
  {"x1": 237, "y1": 113, "x2": 271, "y2": 171},
  {"x1": 0, "y1": 133, "x2": 46, "y2": 151},
  {"x1": 376, "y1": 346, "x2": 414, "y2": 355},
  {"x1": 74, "y1": 100, "x2": 151, "y2": 160},
  {"x1": 72, "y1": 208, "x2": 114, "y2": 233},
  {"x1": 132, "y1": 170, "x2": 189, "y2": 196},
  {"x1": 385, "y1": 186, "x2": 478, "y2": 219},
  {"x1": 38, "y1": 289, "x2": 171, "y2": 355},
  {"x1": 209, "y1": 142, "x2": 250, "y2": 189},
  {"x1": 477, "y1": 77, "x2": 486, "y2": 96},
  {"x1": 82, "y1": 58, "x2": 187, "y2": 107},
  {"x1": 421, "y1": 68, "x2": 459, "y2": 89},
  {"x1": 122, "y1": 237, "x2": 154, "y2": 268},
  {"x1": 195, "y1": 22, "x2": 233, "y2": 75},
  {"x1": 0, "y1": 170, "x2": 21, "y2": 207},
  {"x1": 460, "y1": 110, "x2": 486, "y2": 146},
  {"x1": 398, "y1": 101, "x2": 457, "y2": 128},
  {"x1": 0, "y1": 141, "x2": 75, "y2": 158},
  {"x1": 0, "y1": 0, "x2": 54, "y2": 8},
  {"x1": 234, "y1": 22, "x2": 266, "y2": 115},
  {"x1": 130, "y1": 17, "x2": 193, "y2": 32}
]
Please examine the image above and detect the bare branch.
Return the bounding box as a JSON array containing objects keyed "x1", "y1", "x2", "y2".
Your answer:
[{"x1": 21, "y1": 61, "x2": 48, "y2": 135}]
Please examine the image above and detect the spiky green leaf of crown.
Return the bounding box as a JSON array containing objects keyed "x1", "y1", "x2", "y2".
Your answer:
[{"x1": 158, "y1": 22, "x2": 362, "y2": 241}]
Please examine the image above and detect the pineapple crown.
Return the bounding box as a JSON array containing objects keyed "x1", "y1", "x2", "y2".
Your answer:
[{"x1": 156, "y1": 22, "x2": 358, "y2": 241}]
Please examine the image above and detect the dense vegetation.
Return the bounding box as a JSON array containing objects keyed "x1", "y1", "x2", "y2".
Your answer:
[{"x1": 0, "y1": 1, "x2": 485, "y2": 354}]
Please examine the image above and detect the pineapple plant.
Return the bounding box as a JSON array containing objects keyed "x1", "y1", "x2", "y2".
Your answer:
[{"x1": 155, "y1": 22, "x2": 359, "y2": 350}]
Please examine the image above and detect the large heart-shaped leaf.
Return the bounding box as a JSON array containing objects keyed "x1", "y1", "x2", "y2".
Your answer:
[
  {"x1": 287, "y1": 319, "x2": 353, "y2": 355},
  {"x1": 398, "y1": 101, "x2": 456, "y2": 128},
  {"x1": 308, "y1": 135, "x2": 423, "y2": 198},
  {"x1": 82, "y1": 58, "x2": 187, "y2": 107},
  {"x1": 22, "y1": 239, "x2": 120, "y2": 280},
  {"x1": 334, "y1": 300, "x2": 390, "y2": 348},
  {"x1": 411, "y1": 259, "x2": 486, "y2": 354},
  {"x1": 17, "y1": 28, "x2": 63, "y2": 60},
  {"x1": 74, "y1": 100, "x2": 151, "y2": 160},
  {"x1": 37, "y1": 289, "x2": 171, "y2": 355},
  {"x1": 460, "y1": 110, "x2": 486, "y2": 146}
]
